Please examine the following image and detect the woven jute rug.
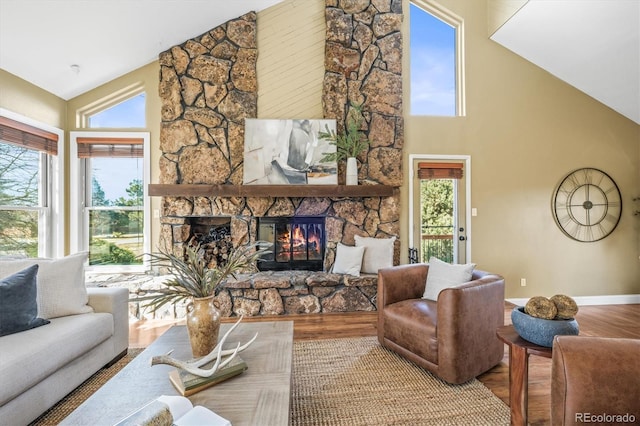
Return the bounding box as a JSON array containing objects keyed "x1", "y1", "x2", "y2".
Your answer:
[
  {"x1": 290, "y1": 336, "x2": 510, "y2": 425},
  {"x1": 31, "y1": 337, "x2": 510, "y2": 425}
]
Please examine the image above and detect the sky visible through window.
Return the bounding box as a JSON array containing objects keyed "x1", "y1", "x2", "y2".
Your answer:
[
  {"x1": 88, "y1": 93, "x2": 145, "y2": 201},
  {"x1": 410, "y1": 3, "x2": 456, "y2": 116},
  {"x1": 88, "y1": 93, "x2": 146, "y2": 128}
]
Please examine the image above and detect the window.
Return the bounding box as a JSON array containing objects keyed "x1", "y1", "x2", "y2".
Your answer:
[
  {"x1": 71, "y1": 90, "x2": 149, "y2": 271},
  {"x1": 0, "y1": 110, "x2": 64, "y2": 257},
  {"x1": 71, "y1": 132, "x2": 149, "y2": 270},
  {"x1": 88, "y1": 93, "x2": 146, "y2": 128},
  {"x1": 410, "y1": 1, "x2": 465, "y2": 116}
]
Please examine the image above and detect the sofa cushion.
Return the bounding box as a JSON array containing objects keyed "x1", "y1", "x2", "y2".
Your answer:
[
  {"x1": 383, "y1": 299, "x2": 439, "y2": 364},
  {"x1": 0, "y1": 312, "x2": 113, "y2": 406},
  {"x1": 0, "y1": 252, "x2": 92, "y2": 319},
  {"x1": 0, "y1": 265, "x2": 50, "y2": 336},
  {"x1": 423, "y1": 257, "x2": 476, "y2": 301}
]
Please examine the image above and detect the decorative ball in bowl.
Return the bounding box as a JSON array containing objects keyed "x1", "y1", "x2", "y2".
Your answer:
[{"x1": 511, "y1": 306, "x2": 579, "y2": 347}]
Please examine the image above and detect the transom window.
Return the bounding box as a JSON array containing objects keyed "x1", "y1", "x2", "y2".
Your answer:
[
  {"x1": 410, "y1": 1, "x2": 465, "y2": 116},
  {"x1": 88, "y1": 93, "x2": 146, "y2": 128}
]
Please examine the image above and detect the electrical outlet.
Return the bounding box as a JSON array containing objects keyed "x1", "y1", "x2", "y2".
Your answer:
[{"x1": 520, "y1": 278, "x2": 527, "y2": 287}]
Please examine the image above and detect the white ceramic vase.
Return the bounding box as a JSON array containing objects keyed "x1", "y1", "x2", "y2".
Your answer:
[{"x1": 346, "y1": 157, "x2": 358, "y2": 185}]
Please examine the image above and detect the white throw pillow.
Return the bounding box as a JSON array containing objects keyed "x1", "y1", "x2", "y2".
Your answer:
[
  {"x1": 0, "y1": 252, "x2": 92, "y2": 319},
  {"x1": 422, "y1": 257, "x2": 476, "y2": 301},
  {"x1": 354, "y1": 235, "x2": 396, "y2": 274},
  {"x1": 332, "y1": 243, "x2": 365, "y2": 276}
]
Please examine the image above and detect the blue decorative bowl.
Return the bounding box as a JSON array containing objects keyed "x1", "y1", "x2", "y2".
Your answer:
[{"x1": 511, "y1": 306, "x2": 579, "y2": 347}]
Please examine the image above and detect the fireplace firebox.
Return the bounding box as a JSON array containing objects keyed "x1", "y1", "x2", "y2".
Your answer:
[
  {"x1": 187, "y1": 217, "x2": 232, "y2": 269},
  {"x1": 257, "y1": 217, "x2": 325, "y2": 271}
]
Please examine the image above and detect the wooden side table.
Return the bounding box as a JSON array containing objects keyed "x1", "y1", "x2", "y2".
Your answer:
[{"x1": 496, "y1": 325, "x2": 552, "y2": 426}]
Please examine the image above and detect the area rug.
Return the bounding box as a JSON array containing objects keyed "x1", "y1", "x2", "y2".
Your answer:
[
  {"x1": 31, "y1": 337, "x2": 510, "y2": 425},
  {"x1": 291, "y1": 336, "x2": 510, "y2": 425}
]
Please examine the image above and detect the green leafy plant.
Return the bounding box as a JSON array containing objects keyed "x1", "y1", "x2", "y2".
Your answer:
[
  {"x1": 319, "y1": 102, "x2": 370, "y2": 162},
  {"x1": 144, "y1": 242, "x2": 271, "y2": 312}
]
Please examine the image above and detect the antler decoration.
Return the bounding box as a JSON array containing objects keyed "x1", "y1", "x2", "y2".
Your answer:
[{"x1": 150, "y1": 316, "x2": 258, "y2": 377}]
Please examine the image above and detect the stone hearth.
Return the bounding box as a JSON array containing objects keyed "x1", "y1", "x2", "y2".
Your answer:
[{"x1": 219, "y1": 271, "x2": 377, "y2": 316}]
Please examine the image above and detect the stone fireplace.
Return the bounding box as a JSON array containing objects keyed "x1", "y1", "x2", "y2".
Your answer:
[{"x1": 154, "y1": 1, "x2": 403, "y2": 316}]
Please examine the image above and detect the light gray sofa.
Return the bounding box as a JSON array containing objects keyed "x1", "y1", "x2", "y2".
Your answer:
[{"x1": 0, "y1": 287, "x2": 129, "y2": 425}]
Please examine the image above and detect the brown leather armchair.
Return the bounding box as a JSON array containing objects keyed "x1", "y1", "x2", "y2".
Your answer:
[
  {"x1": 551, "y1": 335, "x2": 640, "y2": 425},
  {"x1": 377, "y1": 263, "x2": 505, "y2": 384}
]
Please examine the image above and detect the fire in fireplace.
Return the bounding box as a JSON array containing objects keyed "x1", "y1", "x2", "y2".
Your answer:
[{"x1": 257, "y1": 217, "x2": 325, "y2": 271}]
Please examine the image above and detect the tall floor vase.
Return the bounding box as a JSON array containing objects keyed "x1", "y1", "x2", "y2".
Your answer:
[{"x1": 186, "y1": 295, "x2": 221, "y2": 357}]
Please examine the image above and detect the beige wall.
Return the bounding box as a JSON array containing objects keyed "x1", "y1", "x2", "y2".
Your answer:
[
  {"x1": 0, "y1": 69, "x2": 66, "y2": 128},
  {"x1": 486, "y1": 0, "x2": 528, "y2": 36},
  {"x1": 401, "y1": 0, "x2": 639, "y2": 298},
  {"x1": 2, "y1": 0, "x2": 638, "y2": 299}
]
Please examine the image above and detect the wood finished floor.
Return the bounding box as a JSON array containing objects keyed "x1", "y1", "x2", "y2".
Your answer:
[{"x1": 129, "y1": 303, "x2": 640, "y2": 426}]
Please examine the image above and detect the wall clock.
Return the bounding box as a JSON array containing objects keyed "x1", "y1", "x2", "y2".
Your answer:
[{"x1": 552, "y1": 168, "x2": 622, "y2": 242}]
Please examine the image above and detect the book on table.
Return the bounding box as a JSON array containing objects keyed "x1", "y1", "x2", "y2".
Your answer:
[
  {"x1": 169, "y1": 355, "x2": 248, "y2": 396},
  {"x1": 113, "y1": 395, "x2": 231, "y2": 426}
]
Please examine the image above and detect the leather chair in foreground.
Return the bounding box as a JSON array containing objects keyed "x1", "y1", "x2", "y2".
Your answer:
[
  {"x1": 377, "y1": 263, "x2": 505, "y2": 384},
  {"x1": 551, "y1": 335, "x2": 640, "y2": 426}
]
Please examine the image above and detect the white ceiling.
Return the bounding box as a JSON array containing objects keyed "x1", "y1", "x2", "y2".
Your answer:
[
  {"x1": 0, "y1": 0, "x2": 283, "y2": 100},
  {"x1": 491, "y1": 0, "x2": 640, "y2": 125},
  {"x1": 1, "y1": 0, "x2": 638, "y2": 125}
]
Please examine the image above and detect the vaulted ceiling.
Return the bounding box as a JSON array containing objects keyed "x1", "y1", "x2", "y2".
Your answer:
[
  {"x1": 1, "y1": 0, "x2": 638, "y2": 124},
  {"x1": 0, "y1": 0, "x2": 283, "y2": 100},
  {"x1": 491, "y1": 0, "x2": 639, "y2": 124}
]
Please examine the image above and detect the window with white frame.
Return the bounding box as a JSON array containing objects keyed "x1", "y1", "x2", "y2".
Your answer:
[
  {"x1": 410, "y1": 1, "x2": 465, "y2": 116},
  {"x1": 71, "y1": 132, "x2": 150, "y2": 269},
  {"x1": 71, "y1": 92, "x2": 149, "y2": 270},
  {"x1": 0, "y1": 111, "x2": 64, "y2": 258}
]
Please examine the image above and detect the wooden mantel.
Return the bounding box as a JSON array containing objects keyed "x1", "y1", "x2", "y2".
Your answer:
[{"x1": 148, "y1": 184, "x2": 396, "y2": 198}]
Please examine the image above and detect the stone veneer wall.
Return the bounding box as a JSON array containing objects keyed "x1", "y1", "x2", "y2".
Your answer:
[
  {"x1": 156, "y1": 2, "x2": 403, "y2": 316},
  {"x1": 323, "y1": 0, "x2": 403, "y2": 186}
]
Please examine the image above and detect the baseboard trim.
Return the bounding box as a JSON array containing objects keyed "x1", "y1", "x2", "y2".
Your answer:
[{"x1": 507, "y1": 294, "x2": 640, "y2": 306}]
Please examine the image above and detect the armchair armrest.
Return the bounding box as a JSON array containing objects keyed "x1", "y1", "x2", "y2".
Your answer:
[
  {"x1": 377, "y1": 263, "x2": 429, "y2": 308},
  {"x1": 552, "y1": 336, "x2": 640, "y2": 425},
  {"x1": 436, "y1": 273, "x2": 505, "y2": 384}
]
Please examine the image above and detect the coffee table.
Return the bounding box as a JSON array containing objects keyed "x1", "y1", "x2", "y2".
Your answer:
[{"x1": 61, "y1": 321, "x2": 293, "y2": 426}]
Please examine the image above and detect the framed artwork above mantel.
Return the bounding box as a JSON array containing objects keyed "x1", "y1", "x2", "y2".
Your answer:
[{"x1": 243, "y1": 118, "x2": 337, "y2": 185}]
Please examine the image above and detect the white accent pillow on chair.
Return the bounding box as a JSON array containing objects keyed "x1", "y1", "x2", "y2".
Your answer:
[
  {"x1": 354, "y1": 235, "x2": 396, "y2": 274},
  {"x1": 422, "y1": 256, "x2": 476, "y2": 301}
]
